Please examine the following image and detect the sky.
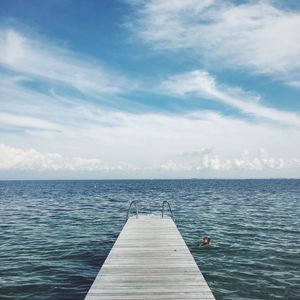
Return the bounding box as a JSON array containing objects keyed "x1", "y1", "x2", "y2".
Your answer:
[{"x1": 0, "y1": 0, "x2": 300, "y2": 179}]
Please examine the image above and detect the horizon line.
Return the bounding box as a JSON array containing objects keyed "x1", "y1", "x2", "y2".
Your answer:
[{"x1": 1, "y1": 177, "x2": 300, "y2": 181}]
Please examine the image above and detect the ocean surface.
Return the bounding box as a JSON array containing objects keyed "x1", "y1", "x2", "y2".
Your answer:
[{"x1": 0, "y1": 179, "x2": 299, "y2": 300}]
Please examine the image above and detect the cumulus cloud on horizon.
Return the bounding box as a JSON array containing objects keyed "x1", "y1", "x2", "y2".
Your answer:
[
  {"x1": 0, "y1": 144, "x2": 138, "y2": 173},
  {"x1": 1, "y1": 144, "x2": 300, "y2": 177}
]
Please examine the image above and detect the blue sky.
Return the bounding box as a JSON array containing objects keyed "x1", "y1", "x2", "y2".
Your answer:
[{"x1": 0, "y1": 0, "x2": 300, "y2": 179}]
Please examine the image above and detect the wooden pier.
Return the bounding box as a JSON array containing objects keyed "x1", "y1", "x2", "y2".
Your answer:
[{"x1": 85, "y1": 215, "x2": 216, "y2": 300}]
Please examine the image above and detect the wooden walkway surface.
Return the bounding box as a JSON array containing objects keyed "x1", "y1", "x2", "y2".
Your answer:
[{"x1": 85, "y1": 215, "x2": 216, "y2": 300}]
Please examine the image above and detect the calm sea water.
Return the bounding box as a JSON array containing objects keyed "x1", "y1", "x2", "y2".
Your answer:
[{"x1": 0, "y1": 179, "x2": 299, "y2": 300}]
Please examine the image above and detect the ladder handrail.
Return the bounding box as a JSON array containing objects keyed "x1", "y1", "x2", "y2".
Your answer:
[
  {"x1": 127, "y1": 200, "x2": 139, "y2": 219},
  {"x1": 161, "y1": 200, "x2": 175, "y2": 221}
]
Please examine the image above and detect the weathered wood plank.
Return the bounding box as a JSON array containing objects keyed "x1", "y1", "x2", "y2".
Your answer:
[{"x1": 85, "y1": 215, "x2": 215, "y2": 300}]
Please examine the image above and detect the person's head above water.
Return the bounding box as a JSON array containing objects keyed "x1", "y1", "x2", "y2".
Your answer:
[{"x1": 201, "y1": 236, "x2": 211, "y2": 246}]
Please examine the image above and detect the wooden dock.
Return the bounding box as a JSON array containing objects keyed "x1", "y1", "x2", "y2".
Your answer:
[{"x1": 85, "y1": 215, "x2": 216, "y2": 300}]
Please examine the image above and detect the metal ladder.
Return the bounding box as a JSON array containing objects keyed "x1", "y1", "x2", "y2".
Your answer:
[
  {"x1": 161, "y1": 200, "x2": 175, "y2": 221},
  {"x1": 126, "y1": 200, "x2": 139, "y2": 219},
  {"x1": 126, "y1": 200, "x2": 175, "y2": 221}
]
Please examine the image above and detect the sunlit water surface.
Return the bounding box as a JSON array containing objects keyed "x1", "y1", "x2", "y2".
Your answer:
[{"x1": 0, "y1": 179, "x2": 299, "y2": 299}]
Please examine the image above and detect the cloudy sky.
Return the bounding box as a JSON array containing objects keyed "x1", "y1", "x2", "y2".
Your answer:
[{"x1": 0, "y1": 0, "x2": 300, "y2": 179}]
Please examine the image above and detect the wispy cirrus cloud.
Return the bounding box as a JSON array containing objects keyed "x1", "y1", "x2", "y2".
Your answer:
[
  {"x1": 1, "y1": 76, "x2": 300, "y2": 177},
  {"x1": 0, "y1": 111, "x2": 60, "y2": 132},
  {"x1": 161, "y1": 70, "x2": 300, "y2": 127},
  {"x1": 0, "y1": 74, "x2": 125, "y2": 132},
  {"x1": 0, "y1": 15, "x2": 299, "y2": 178},
  {"x1": 128, "y1": 0, "x2": 300, "y2": 87},
  {"x1": 1, "y1": 64, "x2": 299, "y2": 172},
  {"x1": 0, "y1": 28, "x2": 133, "y2": 96}
]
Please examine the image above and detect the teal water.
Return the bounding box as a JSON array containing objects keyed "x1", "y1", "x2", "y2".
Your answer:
[{"x1": 0, "y1": 179, "x2": 299, "y2": 299}]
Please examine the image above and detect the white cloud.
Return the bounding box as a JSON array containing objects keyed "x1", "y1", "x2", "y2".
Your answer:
[
  {"x1": 161, "y1": 70, "x2": 300, "y2": 127},
  {"x1": 0, "y1": 12, "x2": 299, "y2": 179},
  {"x1": 1, "y1": 98, "x2": 300, "y2": 178},
  {"x1": 0, "y1": 144, "x2": 137, "y2": 172},
  {"x1": 129, "y1": 0, "x2": 300, "y2": 86},
  {"x1": 0, "y1": 28, "x2": 132, "y2": 95},
  {"x1": 0, "y1": 111, "x2": 60, "y2": 132},
  {"x1": 1, "y1": 69, "x2": 299, "y2": 178},
  {"x1": 157, "y1": 148, "x2": 300, "y2": 172},
  {"x1": 1, "y1": 143, "x2": 300, "y2": 176},
  {"x1": 0, "y1": 57, "x2": 299, "y2": 178},
  {"x1": 0, "y1": 74, "x2": 129, "y2": 131}
]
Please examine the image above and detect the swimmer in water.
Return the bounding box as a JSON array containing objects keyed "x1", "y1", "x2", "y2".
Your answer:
[{"x1": 200, "y1": 236, "x2": 211, "y2": 247}]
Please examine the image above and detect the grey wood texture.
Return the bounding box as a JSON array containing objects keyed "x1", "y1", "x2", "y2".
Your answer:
[{"x1": 85, "y1": 215, "x2": 215, "y2": 299}]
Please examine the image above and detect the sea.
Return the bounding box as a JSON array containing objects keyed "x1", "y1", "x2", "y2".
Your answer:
[{"x1": 0, "y1": 179, "x2": 299, "y2": 300}]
